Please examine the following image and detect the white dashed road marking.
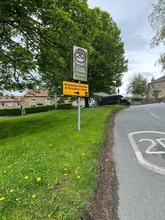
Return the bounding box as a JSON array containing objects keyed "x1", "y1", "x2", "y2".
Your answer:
[
  {"x1": 146, "y1": 108, "x2": 158, "y2": 119},
  {"x1": 150, "y1": 112, "x2": 158, "y2": 119}
]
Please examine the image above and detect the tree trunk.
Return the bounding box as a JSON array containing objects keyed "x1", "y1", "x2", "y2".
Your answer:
[{"x1": 85, "y1": 97, "x2": 89, "y2": 107}]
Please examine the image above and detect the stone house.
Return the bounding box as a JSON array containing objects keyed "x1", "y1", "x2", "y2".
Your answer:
[
  {"x1": 147, "y1": 76, "x2": 165, "y2": 100},
  {"x1": 24, "y1": 89, "x2": 53, "y2": 108},
  {"x1": 0, "y1": 96, "x2": 22, "y2": 109},
  {"x1": 0, "y1": 90, "x2": 53, "y2": 109}
]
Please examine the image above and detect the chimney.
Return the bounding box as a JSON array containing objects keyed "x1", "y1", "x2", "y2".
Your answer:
[{"x1": 151, "y1": 77, "x2": 155, "y2": 82}]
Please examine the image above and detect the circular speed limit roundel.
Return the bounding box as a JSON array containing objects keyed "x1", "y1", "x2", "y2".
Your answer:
[{"x1": 74, "y1": 48, "x2": 86, "y2": 63}]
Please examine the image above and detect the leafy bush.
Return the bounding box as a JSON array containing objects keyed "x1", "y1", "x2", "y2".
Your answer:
[
  {"x1": 0, "y1": 104, "x2": 72, "y2": 116},
  {"x1": 25, "y1": 105, "x2": 54, "y2": 114},
  {"x1": 0, "y1": 108, "x2": 21, "y2": 116},
  {"x1": 57, "y1": 103, "x2": 72, "y2": 109},
  {"x1": 25, "y1": 103, "x2": 72, "y2": 114},
  {"x1": 131, "y1": 95, "x2": 143, "y2": 101}
]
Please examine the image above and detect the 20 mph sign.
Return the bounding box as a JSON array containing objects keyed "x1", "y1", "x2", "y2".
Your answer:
[{"x1": 73, "y1": 46, "x2": 88, "y2": 82}]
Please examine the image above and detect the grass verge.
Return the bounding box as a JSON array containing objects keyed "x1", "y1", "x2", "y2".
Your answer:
[{"x1": 0, "y1": 105, "x2": 125, "y2": 220}]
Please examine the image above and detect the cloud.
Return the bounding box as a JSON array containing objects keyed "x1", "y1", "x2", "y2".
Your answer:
[
  {"x1": 87, "y1": 0, "x2": 163, "y2": 97},
  {"x1": 120, "y1": 24, "x2": 149, "y2": 51},
  {"x1": 142, "y1": 71, "x2": 155, "y2": 80},
  {"x1": 124, "y1": 35, "x2": 149, "y2": 51}
]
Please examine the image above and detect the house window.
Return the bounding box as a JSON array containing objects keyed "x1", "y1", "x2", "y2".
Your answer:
[
  {"x1": 31, "y1": 104, "x2": 35, "y2": 107},
  {"x1": 31, "y1": 97, "x2": 35, "y2": 102},
  {"x1": 8, "y1": 102, "x2": 12, "y2": 106},
  {"x1": 17, "y1": 102, "x2": 20, "y2": 106},
  {"x1": 0, "y1": 102, "x2": 4, "y2": 106},
  {"x1": 46, "y1": 97, "x2": 51, "y2": 102},
  {"x1": 151, "y1": 92, "x2": 154, "y2": 97},
  {"x1": 151, "y1": 84, "x2": 154, "y2": 89}
]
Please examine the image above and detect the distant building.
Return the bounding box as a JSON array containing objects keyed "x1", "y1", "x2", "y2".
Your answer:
[
  {"x1": 24, "y1": 89, "x2": 53, "y2": 107},
  {"x1": 0, "y1": 96, "x2": 22, "y2": 109},
  {"x1": 147, "y1": 76, "x2": 165, "y2": 100},
  {"x1": 0, "y1": 89, "x2": 54, "y2": 109}
]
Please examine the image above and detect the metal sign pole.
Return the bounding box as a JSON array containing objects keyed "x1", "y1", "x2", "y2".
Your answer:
[
  {"x1": 78, "y1": 96, "x2": 81, "y2": 132},
  {"x1": 78, "y1": 81, "x2": 81, "y2": 132},
  {"x1": 72, "y1": 46, "x2": 88, "y2": 132}
]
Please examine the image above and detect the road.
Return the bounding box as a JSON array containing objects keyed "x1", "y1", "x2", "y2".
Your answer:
[{"x1": 113, "y1": 103, "x2": 165, "y2": 220}]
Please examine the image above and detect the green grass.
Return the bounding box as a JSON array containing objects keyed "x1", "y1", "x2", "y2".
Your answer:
[{"x1": 0, "y1": 105, "x2": 125, "y2": 220}]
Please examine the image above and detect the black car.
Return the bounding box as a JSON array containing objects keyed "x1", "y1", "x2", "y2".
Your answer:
[{"x1": 97, "y1": 94, "x2": 131, "y2": 106}]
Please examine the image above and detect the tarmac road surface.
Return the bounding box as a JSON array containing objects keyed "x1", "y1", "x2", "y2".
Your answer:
[{"x1": 113, "y1": 103, "x2": 165, "y2": 220}]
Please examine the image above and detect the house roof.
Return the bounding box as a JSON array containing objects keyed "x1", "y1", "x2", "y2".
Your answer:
[
  {"x1": 94, "y1": 92, "x2": 111, "y2": 97},
  {"x1": 0, "y1": 96, "x2": 23, "y2": 102},
  {"x1": 148, "y1": 75, "x2": 165, "y2": 84},
  {"x1": 24, "y1": 89, "x2": 49, "y2": 97}
]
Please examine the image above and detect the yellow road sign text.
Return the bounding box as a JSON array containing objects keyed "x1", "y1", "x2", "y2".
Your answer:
[{"x1": 63, "y1": 81, "x2": 89, "y2": 97}]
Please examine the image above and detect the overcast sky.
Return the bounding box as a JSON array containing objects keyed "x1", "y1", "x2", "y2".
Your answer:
[{"x1": 88, "y1": 0, "x2": 163, "y2": 96}]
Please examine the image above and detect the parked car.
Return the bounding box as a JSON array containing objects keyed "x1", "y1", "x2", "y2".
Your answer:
[{"x1": 97, "y1": 94, "x2": 131, "y2": 107}]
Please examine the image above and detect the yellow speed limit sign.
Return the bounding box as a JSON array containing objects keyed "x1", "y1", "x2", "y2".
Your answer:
[{"x1": 63, "y1": 81, "x2": 89, "y2": 97}]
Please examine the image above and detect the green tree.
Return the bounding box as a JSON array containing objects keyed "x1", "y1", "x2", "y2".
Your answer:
[
  {"x1": 0, "y1": 0, "x2": 46, "y2": 91},
  {"x1": 88, "y1": 8, "x2": 128, "y2": 96},
  {"x1": 126, "y1": 73, "x2": 147, "y2": 97},
  {"x1": 0, "y1": 0, "x2": 89, "y2": 92},
  {"x1": 0, "y1": 0, "x2": 128, "y2": 100},
  {"x1": 149, "y1": 0, "x2": 165, "y2": 71},
  {"x1": 38, "y1": 0, "x2": 95, "y2": 96}
]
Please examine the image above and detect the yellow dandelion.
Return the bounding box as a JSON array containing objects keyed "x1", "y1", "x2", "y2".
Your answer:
[
  {"x1": 0, "y1": 197, "x2": 5, "y2": 201},
  {"x1": 8, "y1": 166, "x2": 11, "y2": 168},
  {"x1": 64, "y1": 168, "x2": 67, "y2": 171},
  {"x1": 16, "y1": 198, "x2": 19, "y2": 201},
  {"x1": 10, "y1": 189, "x2": 14, "y2": 193},
  {"x1": 36, "y1": 177, "x2": 41, "y2": 182},
  {"x1": 32, "y1": 194, "x2": 36, "y2": 199},
  {"x1": 48, "y1": 214, "x2": 51, "y2": 218},
  {"x1": 82, "y1": 153, "x2": 85, "y2": 156},
  {"x1": 77, "y1": 176, "x2": 81, "y2": 179},
  {"x1": 3, "y1": 170, "x2": 6, "y2": 174},
  {"x1": 64, "y1": 173, "x2": 67, "y2": 176},
  {"x1": 24, "y1": 175, "x2": 29, "y2": 179},
  {"x1": 75, "y1": 170, "x2": 78, "y2": 174}
]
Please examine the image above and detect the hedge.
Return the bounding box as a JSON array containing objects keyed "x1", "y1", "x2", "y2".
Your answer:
[
  {"x1": 0, "y1": 104, "x2": 72, "y2": 116},
  {"x1": 0, "y1": 108, "x2": 21, "y2": 116},
  {"x1": 25, "y1": 103, "x2": 72, "y2": 114}
]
